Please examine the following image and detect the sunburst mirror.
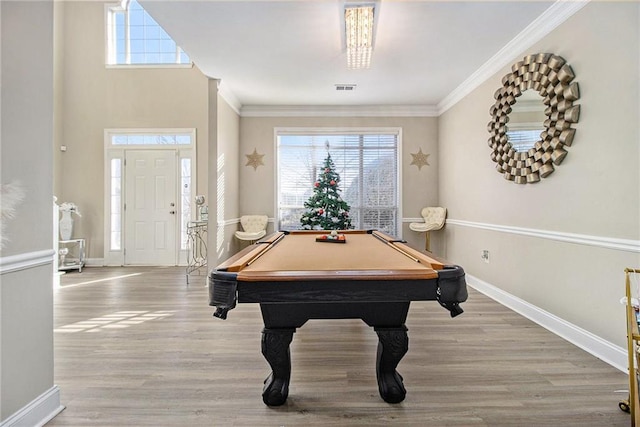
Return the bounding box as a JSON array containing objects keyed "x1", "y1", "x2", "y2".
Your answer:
[{"x1": 487, "y1": 53, "x2": 580, "y2": 184}]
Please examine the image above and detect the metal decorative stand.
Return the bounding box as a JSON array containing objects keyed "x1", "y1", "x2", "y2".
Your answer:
[{"x1": 186, "y1": 220, "x2": 207, "y2": 284}]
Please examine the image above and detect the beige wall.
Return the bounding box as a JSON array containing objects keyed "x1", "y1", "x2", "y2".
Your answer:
[
  {"x1": 56, "y1": 1, "x2": 210, "y2": 260},
  {"x1": 239, "y1": 116, "x2": 439, "y2": 250},
  {"x1": 438, "y1": 2, "x2": 640, "y2": 347},
  {"x1": 1, "y1": 0, "x2": 56, "y2": 422},
  {"x1": 216, "y1": 95, "x2": 241, "y2": 263}
]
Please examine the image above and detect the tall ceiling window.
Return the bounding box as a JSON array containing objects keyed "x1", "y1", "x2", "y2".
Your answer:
[
  {"x1": 277, "y1": 130, "x2": 401, "y2": 237},
  {"x1": 106, "y1": 0, "x2": 190, "y2": 66}
]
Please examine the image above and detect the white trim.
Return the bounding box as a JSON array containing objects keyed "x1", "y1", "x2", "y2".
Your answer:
[
  {"x1": 217, "y1": 218, "x2": 277, "y2": 228},
  {"x1": 104, "y1": 128, "x2": 197, "y2": 146},
  {"x1": 106, "y1": 63, "x2": 193, "y2": 70},
  {"x1": 85, "y1": 258, "x2": 105, "y2": 267},
  {"x1": 437, "y1": 0, "x2": 590, "y2": 115},
  {"x1": 103, "y1": 129, "x2": 197, "y2": 266},
  {"x1": 241, "y1": 104, "x2": 438, "y2": 118},
  {"x1": 447, "y1": 219, "x2": 640, "y2": 253},
  {"x1": 0, "y1": 385, "x2": 64, "y2": 427},
  {"x1": 0, "y1": 250, "x2": 55, "y2": 275},
  {"x1": 217, "y1": 81, "x2": 242, "y2": 115},
  {"x1": 467, "y1": 274, "x2": 627, "y2": 372},
  {"x1": 217, "y1": 218, "x2": 240, "y2": 227}
]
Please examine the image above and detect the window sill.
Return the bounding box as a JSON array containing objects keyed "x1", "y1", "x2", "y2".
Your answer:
[{"x1": 106, "y1": 63, "x2": 194, "y2": 70}]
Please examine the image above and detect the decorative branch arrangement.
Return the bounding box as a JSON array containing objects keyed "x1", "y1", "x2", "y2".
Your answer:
[{"x1": 0, "y1": 181, "x2": 25, "y2": 249}]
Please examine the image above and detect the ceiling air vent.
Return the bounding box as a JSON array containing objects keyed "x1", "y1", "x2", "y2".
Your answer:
[{"x1": 335, "y1": 84, "x2": 357, "y2": 91}]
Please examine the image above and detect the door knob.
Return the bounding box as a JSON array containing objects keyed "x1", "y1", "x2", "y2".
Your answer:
[
  {"x1": 170, "y1": 202, "x2": 175, "y2": 207},
  {"x1": 169, "y1": 210, "x2": 176, "y2": 215}
]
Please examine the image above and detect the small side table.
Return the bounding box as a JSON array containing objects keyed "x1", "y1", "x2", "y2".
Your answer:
[
  {"x1": 58, "y1": 238, "x2": 86, "y2": 272},
  {"x1": 186, "y1": 221, "x2": 207, "y2": 284}
]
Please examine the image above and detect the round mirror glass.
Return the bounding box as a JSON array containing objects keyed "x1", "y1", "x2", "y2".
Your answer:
[{"x1": 505, "y1": 89, "x2": 545, "y2": 152}]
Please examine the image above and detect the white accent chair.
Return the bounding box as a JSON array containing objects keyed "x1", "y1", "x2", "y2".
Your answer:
[
  {"x1": 235, "y1": 215, "x2": 268, "y2": 244},
  {"x1": 409, "y1": 207, "x2": 447, "y2": 252}
]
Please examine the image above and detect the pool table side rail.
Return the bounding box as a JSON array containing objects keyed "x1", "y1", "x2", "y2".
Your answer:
[
  {"x1": 216, "y1": 230, "x2": 445, "y2": 276},
  {"x1": 215, "y1": 232, "x2": 284, "y2": 272}
]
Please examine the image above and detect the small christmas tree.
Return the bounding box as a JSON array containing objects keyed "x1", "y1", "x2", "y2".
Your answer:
[{"x1": 300, "y1": 153, "x2": 352, "y2": 230}]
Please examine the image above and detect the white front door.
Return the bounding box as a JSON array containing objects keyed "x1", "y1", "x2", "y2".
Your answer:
[{"x1": 124, "y1": 150, "x2": 177, "y2": 265}]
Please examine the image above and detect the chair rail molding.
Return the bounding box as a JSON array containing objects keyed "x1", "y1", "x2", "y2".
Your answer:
[
  {"x1": 0, "y1": 249, "x2": 55, "y2": 275},
  {"x1": 447, "y1": 219, "x2": 640, "y2": 253}
]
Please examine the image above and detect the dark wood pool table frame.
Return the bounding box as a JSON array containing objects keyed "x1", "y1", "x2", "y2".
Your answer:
[{"x1": 209, "y1": 230, "x2": 467, "y2": 406}]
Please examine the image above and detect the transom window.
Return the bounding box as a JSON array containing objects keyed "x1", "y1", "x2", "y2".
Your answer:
[
  {"x1": 277, "y1": 130, "x2": 401, "y2": 236},
  {"x1": 106, "y1": 0, "x2": 190, "y2": 66}
]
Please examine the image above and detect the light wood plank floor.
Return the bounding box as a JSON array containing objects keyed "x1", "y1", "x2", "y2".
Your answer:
[{"x1": 48, "y1": 266, "x2": 630, "y2": 426}]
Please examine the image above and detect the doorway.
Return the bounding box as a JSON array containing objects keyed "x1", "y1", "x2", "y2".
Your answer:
[
  {"x1": 124, "y1": 149, "x2": 177, "y2": 265},
  {"x1": 104, "y1": 129, "x2": 196, "y2": 266}
]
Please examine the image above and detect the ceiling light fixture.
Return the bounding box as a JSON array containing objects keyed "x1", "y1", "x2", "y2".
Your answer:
[{"x1": 345, "y1": 4, "x2": 375, "y2": 70}]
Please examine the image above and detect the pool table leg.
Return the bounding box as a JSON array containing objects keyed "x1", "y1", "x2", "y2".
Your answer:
[
  {"x1": 261, "y1": 328, "x2": 295, "y2": 406},
  {"x1": 374, "y1": 326, "x2": 408, "y2": 404}
]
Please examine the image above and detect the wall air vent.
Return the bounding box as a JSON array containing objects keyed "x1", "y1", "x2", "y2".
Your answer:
[{"x1": 335, "y1": 84, "x2": 357, "y2": 91}]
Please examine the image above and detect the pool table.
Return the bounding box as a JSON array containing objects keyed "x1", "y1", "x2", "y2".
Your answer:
[{"x1": 209, "y1": 229, "x2": 467, "y2": 406}]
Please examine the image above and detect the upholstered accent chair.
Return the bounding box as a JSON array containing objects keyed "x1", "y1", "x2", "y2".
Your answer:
[
  {"x1": 409, "y1": 207, "x2": 447, "y2": 251},
  {"x1": 235, "y1": 215, "x2": 269, "y2": 244}
]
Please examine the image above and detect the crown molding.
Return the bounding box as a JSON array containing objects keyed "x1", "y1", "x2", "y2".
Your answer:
[
  {"x1": 240, "y1": 104, "x2": 439, "y2": 118},
  {"x1": 217, "y1": 81, "x2": 242, "y2": 115},
  {"x1": 437, "y1": 0, "x2": 590, "y2": 115},
  {"x1": 212, "y1": 0, "x2": 589, "y2": 118}
]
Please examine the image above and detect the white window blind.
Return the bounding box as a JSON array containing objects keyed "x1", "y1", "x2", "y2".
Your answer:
[
  {"x1": 277, "y1": 132, "x2": 400, "y2": 236},
  {"x1": 506, "y1": 128, "x2": 542, "y2": 152}
]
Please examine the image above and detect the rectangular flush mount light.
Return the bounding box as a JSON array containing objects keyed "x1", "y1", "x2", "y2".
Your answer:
[{"x1": 345, "y1": 5, "x2": 375, "y2": 69}]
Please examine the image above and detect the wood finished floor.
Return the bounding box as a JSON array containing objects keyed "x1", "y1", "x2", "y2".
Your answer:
[{"x1": 48, "y1": 266, "x2": 630, "y2": 426}]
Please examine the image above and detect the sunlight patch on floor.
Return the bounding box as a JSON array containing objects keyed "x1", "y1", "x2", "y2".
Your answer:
[
  {"x1": 56, "y1": 273, "x2": 143, "y2": 289},
  {"x1": 54, "y1": 310, "x2": 176, "y2": 333}
]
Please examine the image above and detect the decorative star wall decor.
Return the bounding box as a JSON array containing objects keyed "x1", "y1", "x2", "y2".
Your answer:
[
  {"x1": 410, "y1": 148, "x2": 430, "y2": 170},
  {"x1": 245, "y1": 148, "x2": 264, "y2": 171}
]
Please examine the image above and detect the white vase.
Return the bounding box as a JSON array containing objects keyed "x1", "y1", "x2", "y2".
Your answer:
[{"x1": 59, "y1": 211, "x2": 74, "y2": 241}]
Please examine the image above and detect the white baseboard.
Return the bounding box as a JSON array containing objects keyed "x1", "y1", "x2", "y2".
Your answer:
[
  {"x1": 0, "y1": 385, "x2": 64, "y2": 427},
  {"x1": 467, "y1": 274, "x2": 628, "y2": 373},
  {"x1": 85, "y1": 258, "x2": 104, "y2": 267}
]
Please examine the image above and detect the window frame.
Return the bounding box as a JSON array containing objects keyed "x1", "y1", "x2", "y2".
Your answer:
[
  {"x1": 274, "y1": 127, "x2": 403, "y2": 237},
  {"x1": 105, "y1": 0, "x2": 193, "y2": 69}
]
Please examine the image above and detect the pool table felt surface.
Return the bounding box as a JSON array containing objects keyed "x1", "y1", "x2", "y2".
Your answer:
[{"x1": 219, "y1": 230, "x2": 444, "y2": 281}]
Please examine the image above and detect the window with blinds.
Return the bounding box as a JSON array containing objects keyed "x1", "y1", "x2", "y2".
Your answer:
[
  {"x1": 506, "y1": 128, "x2": 543, "y2": 152},
  {"x1": 277, "y1": 131, "x2": 400, "y2": 236}
]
